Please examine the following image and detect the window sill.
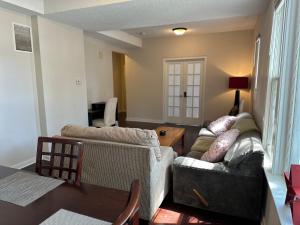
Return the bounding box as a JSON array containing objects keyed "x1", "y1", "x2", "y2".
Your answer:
[{"x1": 263, "y1": 155, "x2": 293, "y2": 225}]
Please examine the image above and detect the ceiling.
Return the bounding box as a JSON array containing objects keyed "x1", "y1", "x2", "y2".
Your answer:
[
  {"x1": 0, "y1": 0, "x2": 270, "y2": 46},
  {"x1": 125, "y1": 16, "x2": 258, "y2": 38},
  {"x1": 44, "y1": 0, "x2": 269, "y2": 34}
]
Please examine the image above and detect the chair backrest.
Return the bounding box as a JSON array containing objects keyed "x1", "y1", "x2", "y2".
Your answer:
[
  {"x1": 114, "y1": 180, "x2": 141, "y2": 225},
  {"x1": 35, "y1": 136, "x2": 84, "y2": 185},
  {"x1": 104, "y1": 97, "x2": 118, "y2": 126}
]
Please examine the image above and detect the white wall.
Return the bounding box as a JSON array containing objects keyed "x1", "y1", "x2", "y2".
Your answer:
[
  {"x1": 33, "y1": 16, "x2": 88, "y2": 136},
  {"x1": 0, "y1": 7, "x2": 39, "y2": 167},
  {"x1": 0, "y1": 7, "x2": 113, "y2": 168},
  {"x1": 84, "y1": 34, "x2": 126, "y2": 107}
]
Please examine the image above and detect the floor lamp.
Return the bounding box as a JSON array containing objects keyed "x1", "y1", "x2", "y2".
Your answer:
[{"x1": 228, "y1": 76, "x2": 249, "y2": 115}]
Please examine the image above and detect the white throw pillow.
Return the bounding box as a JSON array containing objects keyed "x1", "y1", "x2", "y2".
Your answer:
[
  {"x1": 208, "y1": 116, "x2": 237, "y2": 136},
  {"x1": 201, "y1": 129, "x2": 240, "y2": 163}
]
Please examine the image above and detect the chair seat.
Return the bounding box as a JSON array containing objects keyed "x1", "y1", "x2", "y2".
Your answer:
[
  {"x1": 92, "y1": 119, "x2": 114, "y2": 127},
  {"x1": 92, "y1": 119, "x2": 105, "y2": 127}
]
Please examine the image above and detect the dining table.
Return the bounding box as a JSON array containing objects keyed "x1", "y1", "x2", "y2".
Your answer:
[{"x1": 0, "y1": 165, "x2": 129, "y2": 225}]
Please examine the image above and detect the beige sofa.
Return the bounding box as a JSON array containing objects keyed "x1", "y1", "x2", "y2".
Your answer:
[{"x1": 58, "y1": 125, "x2": 176, "y2": 221}]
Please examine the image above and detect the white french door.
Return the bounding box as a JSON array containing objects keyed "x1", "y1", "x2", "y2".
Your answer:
[{"x1": 164, "y1": 58, "x2": 206, "y2": 125}]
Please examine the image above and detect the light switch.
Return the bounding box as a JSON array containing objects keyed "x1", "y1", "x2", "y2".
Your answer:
[
  {"x1": 98, "y1": 50, "x2": 103, "y2": 59},
  {"x1": 75, "y1": 79, "x2": 82, "y2": 86}
]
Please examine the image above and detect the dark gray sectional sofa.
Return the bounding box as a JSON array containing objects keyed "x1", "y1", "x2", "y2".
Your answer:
[{"x1": 173, "y1": 121, "x2": 265, "y2": 221}]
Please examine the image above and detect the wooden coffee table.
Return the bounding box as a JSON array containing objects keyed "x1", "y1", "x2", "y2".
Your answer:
[{"x1": 155, "y1": 126, "x2": 185, "y2": 148}]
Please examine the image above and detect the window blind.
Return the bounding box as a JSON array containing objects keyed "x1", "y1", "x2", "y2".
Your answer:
[{"x1": 285, "y1": 17, "x2": 300, "y2": 168}]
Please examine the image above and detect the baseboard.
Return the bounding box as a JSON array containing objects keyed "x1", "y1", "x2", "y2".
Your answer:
[
  {"x1": 11, "y1": 157, "x2": 36, "y2": 169},
  {"x1": 126, "y1": 117, "x2": 164, "y2": 124}
]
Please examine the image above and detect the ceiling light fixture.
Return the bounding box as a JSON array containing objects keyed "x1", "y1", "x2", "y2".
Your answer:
[{"x1": 172, "y1": 27, "x2": 187, "y2": 36}]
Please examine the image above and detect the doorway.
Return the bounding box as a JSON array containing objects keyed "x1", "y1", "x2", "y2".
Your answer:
[
  {"x1": 112, "y1": 52, "x2": 127, "y2": 121},
  {"x1": 163, "y1": 58, "x2": 206, "y2": 125}
]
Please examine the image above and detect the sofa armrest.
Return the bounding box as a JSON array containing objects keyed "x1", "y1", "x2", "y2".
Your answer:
[
  {"x1": 173, "y1": 156, "x2": 264, "y2": 220},
  {"x1": 173, "y1": 156, "x2": 230, "y2": 174},
  {"x1": 149, "y1": 146, "x2": 175, "y2": 220},
  {"x1": 160, "y1": 146, "x2": 177, "y2": 158}
]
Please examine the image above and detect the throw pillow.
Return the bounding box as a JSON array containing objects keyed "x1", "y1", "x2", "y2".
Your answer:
[
  {"x1": 236, "y1": 112, "x2": 253, "y2": 120},
  {"x1": 231, "y1": 118, "x2": 260, "y2": 134},
  {"x1": 208, "y1": 115, "x2": 237, "y2": 136},
  {"x1": 191, "y1": 136, "x2": 216, "y2": 153},
  {"x1": 201, "y1": 129, "x2": 240, "y2": 163},
  {"x1": 198, "y1": 128, "x2": 216, "y2": 137}
]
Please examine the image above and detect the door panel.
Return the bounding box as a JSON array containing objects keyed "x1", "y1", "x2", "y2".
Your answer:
[
  {"x1": 167, "y1": 63, "x2": 182, "y2": 123},
  {"x1": 182, "y1": 61, "x2": 203, "y2": 124},
  {"x1": 165, "y1": 59, "x2": 205, "y2": 125}
]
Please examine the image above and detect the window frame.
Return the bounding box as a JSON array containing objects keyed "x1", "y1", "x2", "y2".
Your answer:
[
  {"x1": 263, "y1": 0, "x2": 300, "y2": 174},
  {"x1": 253, "y1": 36, "x2": 261, "y2": 90},
  {"x1": 282, "y1": 0, "x2": 300, "y2": 169},
  {"x1": 262, "y1": 0, "x2": 288, "y2": 173}
]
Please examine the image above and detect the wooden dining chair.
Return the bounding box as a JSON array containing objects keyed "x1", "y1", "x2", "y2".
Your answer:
[
  {"x1": 113, "y1": 180, "x2": 141, "y2": 225},
  {"x1": 35, "y1": 136, "x2": 84, "y2": 185}
]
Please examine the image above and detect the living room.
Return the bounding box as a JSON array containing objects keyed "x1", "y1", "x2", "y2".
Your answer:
[{"x1": 0, "y1": 0, "x2": 299, "y2": 225}]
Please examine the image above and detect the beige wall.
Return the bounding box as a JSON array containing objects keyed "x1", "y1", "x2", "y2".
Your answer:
[
  {"x1": 84, "y1": 34, "x2": 127, "y2": 108},
  {"x1": 125, "y1": 30, "x2": 254, "y2": 122},
  {"x1": 252, "y1": 1, "x2": 274, "y2": 129}
]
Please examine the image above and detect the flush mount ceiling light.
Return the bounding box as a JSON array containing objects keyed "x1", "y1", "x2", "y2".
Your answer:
[{"x1": 172, "y1": 27, "x2": 187, "y2": 36}]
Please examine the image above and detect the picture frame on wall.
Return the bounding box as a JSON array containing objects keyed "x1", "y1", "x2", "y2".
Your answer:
[{"x1": 12, "y1": 23, "x2": 33, "y2": 53}]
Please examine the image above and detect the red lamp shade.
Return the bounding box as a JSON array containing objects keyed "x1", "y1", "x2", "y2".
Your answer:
[{"x1": 228, "y1": 77, "x2": 249, "y2": 89}]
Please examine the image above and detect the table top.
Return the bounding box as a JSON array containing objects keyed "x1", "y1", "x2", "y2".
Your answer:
[
  {"x1": 0, "y1": 166, "x2": 129, "y2": 225},
  {"x1": 155, "y1": 126, "x2": 185, "y2": 147}
]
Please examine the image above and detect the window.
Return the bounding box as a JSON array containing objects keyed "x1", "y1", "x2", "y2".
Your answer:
[
  {"x1": 263, "y1": 0, "x2": 287, "y2": 162},
  {"x1": 263, "y1": 0, "x2": 300, "y2": 174},
  {"x1": 284, "y1": 21, "x2": 300, "y2": 168}
]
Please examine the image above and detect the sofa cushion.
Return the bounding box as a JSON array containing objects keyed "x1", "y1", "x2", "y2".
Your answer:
[
  {"x1": 198, "y1": 128, "x2": 216, "y2": 137},
  {"x1": 186, "y1": 151, "x2": 204, "y2": 160},
  {"x1": 61, "y1": 125, "x2": 161, "y2": 160},
  {"x1": 191, "y1": 136, "x2": 216, "y2": 153},
  {"x1": 201, "y1": 129, "x2": 240, "y2": 163},
  {"x1": 224, "y1": 131, "x2": 264, "y2": 170},
  {"x1": 208, "y1": 116, "x2": 237, "y2": 136},
  {"x1": 231, "y1": 118, "x2": 259, "y2": 135}
]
